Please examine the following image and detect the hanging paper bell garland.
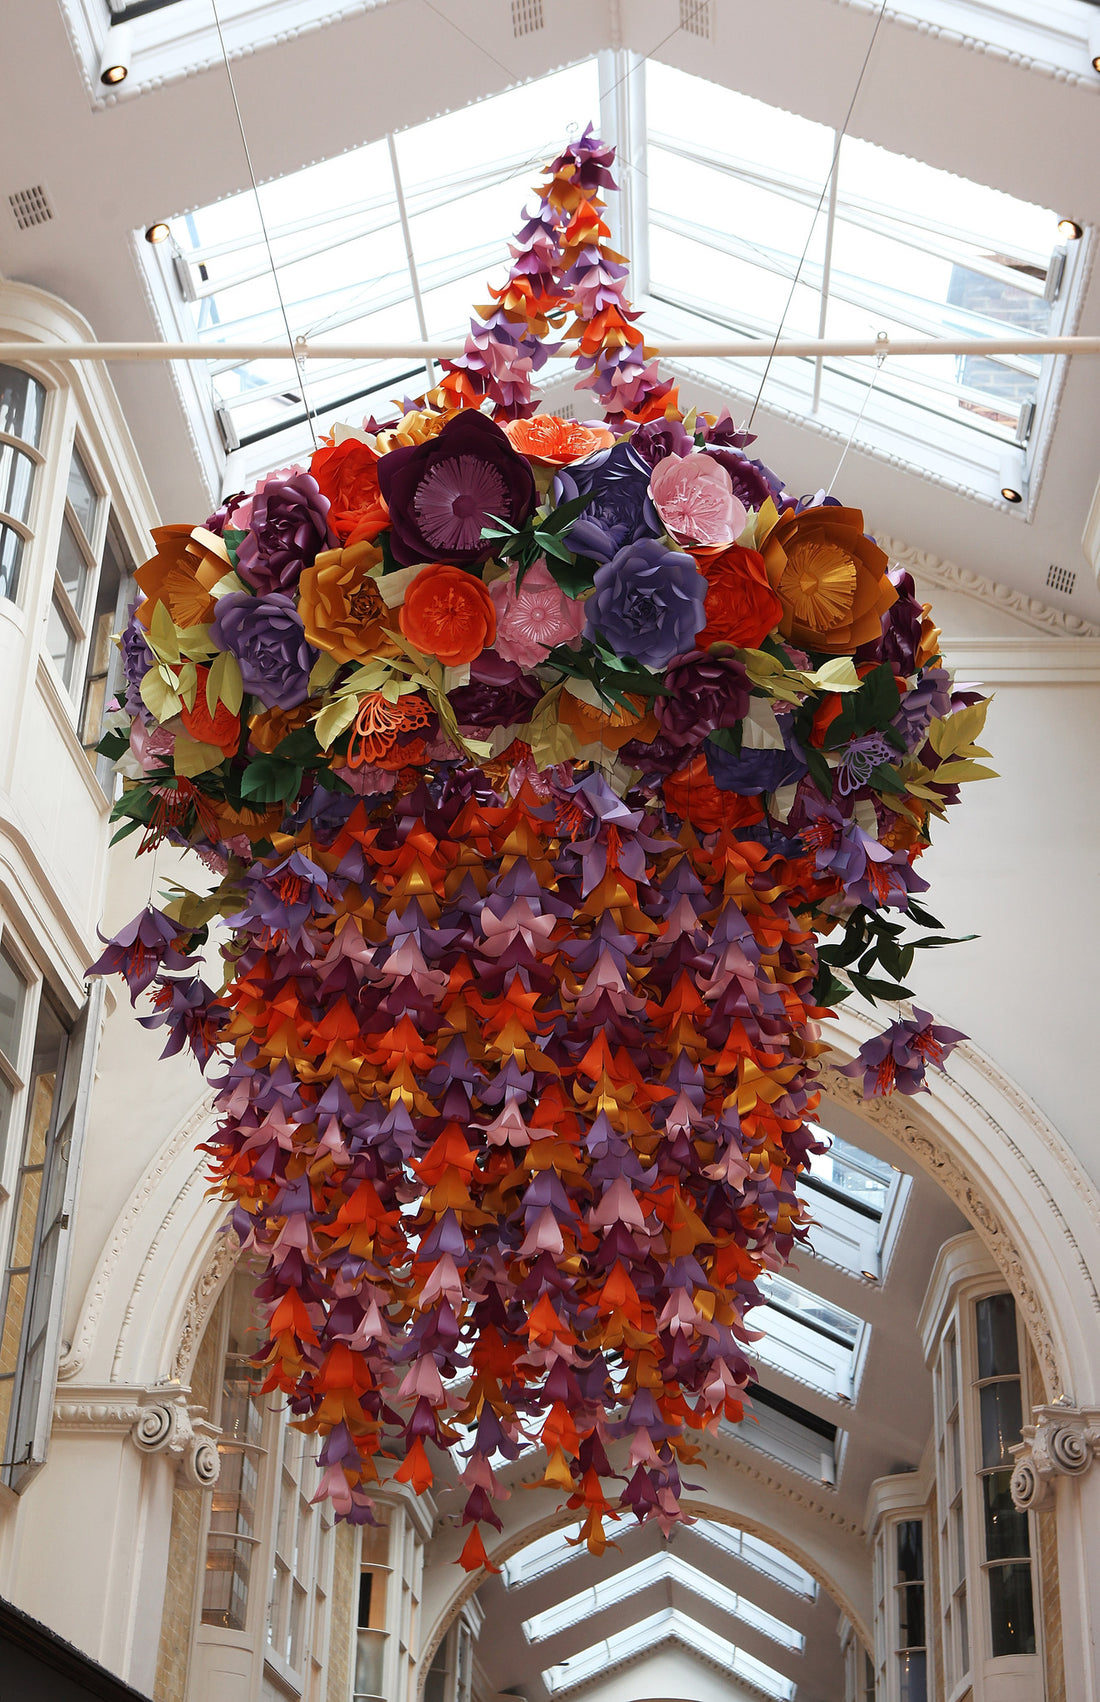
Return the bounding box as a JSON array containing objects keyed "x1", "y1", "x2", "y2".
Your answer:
[{"x1": 91, "y1": 126, "x2": 989, "y2": 1571}]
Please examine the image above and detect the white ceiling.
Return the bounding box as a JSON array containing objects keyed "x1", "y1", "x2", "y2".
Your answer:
[{"x1": 3, "y1": 0, "x2": 1100, "y2": 624}]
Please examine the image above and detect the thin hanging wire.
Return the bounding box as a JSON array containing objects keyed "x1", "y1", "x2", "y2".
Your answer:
[
  {"x1": 746, "y1": 0, "x2": 889, "y2": 431},
  {"x1": 825, "y1": 345, "x2": 887, "y2": 497},
  {"x1": 208, "y1": 0, "x2": 318, "y2": 450}
]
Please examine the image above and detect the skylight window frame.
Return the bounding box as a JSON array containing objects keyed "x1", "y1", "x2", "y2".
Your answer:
[
  {"x1": 541, "y1": 1608, "x2": 797, "y2": 1700},
  {"x1": 520, "y1": 1552, "x2": 804, "y2": 1653},
  {"x1": 753, "y1": 1272, "x2": 869, "y2": 1403},
  {"x1": 723, "y1": 1379, "x2": 846, "y2": 1487},
  {"x1": 799, "y1": 1122, "x2": 911, "y2": 1282},
  {"x1": 691, "y1": 1522, "x2": 817, "y2": 1600}
]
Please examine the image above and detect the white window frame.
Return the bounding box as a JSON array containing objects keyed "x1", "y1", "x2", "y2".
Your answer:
[
  {"x1": 43, "y1": 431, "x2": 111, "y2": 709},
  {"x1": 0, "y1": 365, "x2": 51, "y2": 616}
]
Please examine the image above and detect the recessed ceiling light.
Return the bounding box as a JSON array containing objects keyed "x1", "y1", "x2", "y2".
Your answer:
[
  {"x1": 145, "y1": 222, "x2": 171, "y2": 244},
  {"x1": 98, "y1": 23, "x2": 132, "y2": 87},
  {"x1": 1058, "y1": 218, "x2": 1084, "y2": 242}
]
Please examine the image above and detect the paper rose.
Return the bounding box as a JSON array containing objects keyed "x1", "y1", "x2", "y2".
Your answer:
[
  {"x1": 448, "y1": 651, "x2": 543, "y2": 727},
  {"x1": 236, "y1": 471, "x2": 334, "y2": 596},
  {"x1": 649, "y1": 453, "x2": 747, "y2": 547},
  {"x1": 399, "y1": 563, "x2": 496, "y2": 665},
  {"x1": 309, "y1": 438, "x2": 389, "y2": 545},
  {"x1": 693, "y1": 543, "x2": 784, "y2": 650},
  {"x1": 211, "y1": 592, "x2": 317, "y2": 711},
  {"x1": 376, "y1": 410, "x2": 536, "y2": 567},
  {"x1": 583, "y1": 538, "x2": 706, "y2": 669},
  {"x1": 552, "y1": 440, "x2": 661, "y2": 563},
  {"x1": 760, "y1": 505, "x2": 897, "y2": 654},
  {"x1": 704, "y1": 447, "x2": 781, "y2": 513},
  {"x1": 489, "y1": 560, "x2": 586, "y2": 668},
  {"x1": 628, "y1": 416, "x2": 695, "y2": 468},
  {"x1": 655, "y1": 649, "x2": 751, "y2": 747},
  {"x1": 298, "y1": 541, "x2": 389, "y2": 665}
]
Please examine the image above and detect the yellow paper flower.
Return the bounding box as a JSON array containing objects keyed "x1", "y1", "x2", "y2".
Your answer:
[
  {"x1": 759, "y1": 505, "x2": 896, "y2": 654},
  {"x1": 298, "y1": 541, "x2": 391, "y2": 665}
]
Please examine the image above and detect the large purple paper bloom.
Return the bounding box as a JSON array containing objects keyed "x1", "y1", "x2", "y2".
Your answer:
[
  {"x1": 237, "y1": 472, "x2": 333, "y2": 595},
  {"x1": 553, "y1": 440, "x2": 661, "y2": 563},
  {"x1": 705, "y1": 734, "x2": 808, "y2": 797},
  {"x1": 840, "y1": 1008, "x2": 964, "y2": 1096},
  {"x1": 705, "y1": 447, "x2": 781, "y2": 513},
  {"x1": 376, "y1": 411, "x2": 536, "y2": 567},
  {"x1": 211, "y1": 592, "x2": 316, "y2": 711},
  {"x1": 655, "y1": 650, "x2": 751, "y2": 748},
  {"x1": 448, "y1": 651, "x2": 543, "y2": 728},
  {"x1": 583, "y1": 539, "x2": 706, "y2": 669},
  {"x1": 855, "y1": 568, "x2": 925, "y2": 673}
]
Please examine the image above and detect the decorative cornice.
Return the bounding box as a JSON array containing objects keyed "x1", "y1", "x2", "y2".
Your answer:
[
  {"x1": 53, "y1": 1385, "x2": 220, "y2": 1489},
  {"x1": 875, "y1": 532, "x2": 1100, "y2": 639},
  {"x1": 1010, "y1": 1404, "x2": 1100, "y2": 1511},
  {"x1": 170, "y1": 1234, "x2": 240, "y2": 1384},
  {"x1": 819, "y1": 0, "x2": 1100, "y2": 93},
  {"x1": 60, "y1": 1095, "x2": 215, "y2": 1382},
  {"x1": 824, "y1": 1067, "x2": 1066, "y2": 1401}
]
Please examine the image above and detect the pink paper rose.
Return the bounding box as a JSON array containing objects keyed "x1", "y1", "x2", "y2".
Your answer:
[
  {"x1": 489, "y1": 559, "x2": 586, "y2": 668},
  {"x1": 649, "y1": 453, "x2": 747, "y2": 547}
]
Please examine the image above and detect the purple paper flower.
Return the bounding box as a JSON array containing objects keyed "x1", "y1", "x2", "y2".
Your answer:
[
  {"x1": 836, "y1": 732, "x2": 896, "y2": 796},
  {"x1": 376, "y1": 411, "x2": 536, "y2": 567},
  {"x1": 553, "y1": 440, "x2": 661, "y2": 563},
  {"x1": 840, "y1": 1008, "x2": 965, "y2": 1096},
  {"x1": 138, "y1": 974, "x2": 225, "y2": 1067},
  {"x1": 87, "y1": 907, "x2": 199, "y2": 1002},
  {"x1": 448, "y1": 651, "x2": 543, "y2": 728},
  {"x1": 203, "y1": 491, "x2": 249, "y2": 537},
  {"x1": 704, "y1": 447, "x2": 781, "y2": 513},
  {"x1": 655, "y1": 650, "x2": 751, "y2": 748},
  {"x1": 628, "y1": 416, "x2": 695, "y2": 468},
  {"x1": 696, "y1": 408, "x2": 755, "y2": 450},
  {"x1": 583, "y1": 539, "x2": 706, "y2": 669},
  {"x1": 855, "y1": 568, "x2": 925, "y2": 674},
  {"x1": 211, "y1": 592, "x2": 316, "y2": 711},
  {"x1": 119, "y1": 605, "x2": 154, "y2": 721},
  {"x1": 892, "y1": 668, "x2": 952, "y2": 752},
  {"x1": 237, "y1": 472, "x2": 333, "y2": 595}
]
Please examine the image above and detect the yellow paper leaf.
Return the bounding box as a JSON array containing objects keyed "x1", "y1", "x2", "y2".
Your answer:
[
  {"x1": 526, "y1": 688, "x2": 580, "y2": 769},
  {"x1": 927, "y1": 759, "x2": 998, "y2": 784},
  {"x1": 140, "y1": 664, "x2": 181, "y2": 723},
  {"x1": 210, "y1": 570, "x2": 248, "y2": 601},
  {"x1": 148, "y1": 600, "x2": 181, "y2": 665},
  {"x1": 929, "y1": 697, "x2": 991, "y2": 759},
  {"x1": 308, "y1": 653, "x2": 341, "y2": 695},
  {"x1": 206, "y1": 649, "x2": 244, "y2": 717},
  {"x1": 173, "y1": 733, "x2": 224, "y2": 777},
  {"x1": 177, "y1": 623, "x2": 218, "y2": 662},
  {"x1": 801, "y1": 656, "x2": 862, "y2": 693},
  {"x1": 176, "y1": 660, "x2": 198, "y2": 712},
  {"x1": 314, "y1": 695, "x2": 360, "y2": 750}
]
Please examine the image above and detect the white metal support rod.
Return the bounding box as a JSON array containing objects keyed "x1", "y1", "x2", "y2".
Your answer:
[
  {"x1": 386, "y1": 132, "x2": 435, "y2": 392},
  {"x1": 811, "y1": 129, "x2": 842, "y2": 416},
  {"x1": 3, "y1": 336, "x2": 1100, "y2": 362}
]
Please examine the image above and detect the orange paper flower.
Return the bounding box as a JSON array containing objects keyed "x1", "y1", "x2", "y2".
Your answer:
[
  {"x1": 309, "y1": 439, "x2": 389, "y2": 545},
  {"x1": 503, "y1": 414, "x2": 614, "y2": 466},
  {"x1": 759, "y1": 506, "x2": 896, "y2": 654},
  {"x1": 298, "y1": 541, "x2": 390, "y2": 665},
  {"x1": 557, "y1": 687, "x2": 658, "y2": 752},
  {"x1": 249, "y1": 701, "x2": 317, "y2": 755},
  {"x1": 134, "y1": 525, "x2": 230, "y2": 630},
  {"x1": 181, "y1": 667, "x2": 241, "y2": 756},
  {"x1": 399, "y1": 565, "x2": 496, "y2": 666},
  {"x1": 691, "y1": 543, "x2": 784, "y2": 650}
]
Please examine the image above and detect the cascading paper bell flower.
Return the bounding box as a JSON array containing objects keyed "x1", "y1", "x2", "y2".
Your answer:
[{"x1": 90, "y1": 127, "x2": 994, "y2": 1575}]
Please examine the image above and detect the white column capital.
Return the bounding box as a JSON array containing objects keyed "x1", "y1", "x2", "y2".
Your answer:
[
  {"x1": 1010, "y1": 1404, "x2": 1100, "y2": 1510},
  {"x1": 53, "y1": 1384, "x2": 220, "y2": 1489}
]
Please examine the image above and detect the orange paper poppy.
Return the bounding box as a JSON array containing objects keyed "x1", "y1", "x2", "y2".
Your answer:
[{"x1": 399, "y1": 564, "x2": 496, "y2": 666}]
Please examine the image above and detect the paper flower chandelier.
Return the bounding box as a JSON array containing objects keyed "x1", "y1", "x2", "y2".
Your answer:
[{"x1": 92, "y1": 128, "x2": 991, "y2": 1570}]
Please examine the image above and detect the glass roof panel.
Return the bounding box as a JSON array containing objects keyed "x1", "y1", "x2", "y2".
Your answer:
[
  {"x1": 692, "y1": 1522, "x2": 817, "y2": 1598},
  {"x1": 542, "y1": 1608, "x2": 796, "y2": 1699},
  {"x1": 522, "y1": 1552, "x2": 803, "y2": 1651}
]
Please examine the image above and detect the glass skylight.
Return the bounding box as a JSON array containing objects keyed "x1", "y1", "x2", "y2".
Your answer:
[
  {"x1": 522, "y1": 1553, "x2": 803, "y2": 1652},
  {"x1": 725, "y1": 1380, "x2": 842, "y2": 1485},
  {"x1": 800, "y1": 1127, "x2": 909, "y2": 1279},
  {"x1": 542, "y1": 1608, "x2": 796, "y2": 1699},
  {"x1": 755, "y1": 1273, "x2": 867, "y2": 1401},
  {"x1": 151, "y1": 60, "x2": 600, "y2": 450},
  {"x1": 692, "y1": 1522, "x2": 817, "y2": 1600}
]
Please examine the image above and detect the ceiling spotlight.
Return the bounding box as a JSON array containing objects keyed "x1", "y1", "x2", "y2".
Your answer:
[
  {"x1": 1057, "y1": 218, "x2": 1084, "y2": 242},
  {"x1": 98, "y1": 22, "x2": 133, "y2": 86},
  {"x1": 998, "y1": 451, "x2": 1027, "y2": 505},
  {"x1": 860, "y1": 1270, "x2": 878, "y2": 1283},
  {"x1": 145, "y1": 222, "x2": 171, "y2": 244}
]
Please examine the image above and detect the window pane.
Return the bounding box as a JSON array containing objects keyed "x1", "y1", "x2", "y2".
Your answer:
[
  {"x1": 66, "y1": 448, "x2": 99, "y2": 541},
  {"x1": 984, "y1": 1469, "x2": 1030, "y2": 1560},
  {"x1": 896, "y1": 1519, "x2": 923, "y2": 1582},
  {"x1": 0, "y1": 368, "x2": 45, "y2": 447},
  {"x1": 0, "y1": 445, "x2": 35, "y2": 526},
  {"x1": 201, "y1": 1534, "x2": 254, "y2": 1630},
  {"x1": 0, "y1": 525, "x2": 24, "y2": 603},
  {"x1": 46, "y1": 594, "x2": 79, "y2": 690},
  {"x1": 898, "y1": 1649, "x2": 927, "y2": 1702},
  {"x1": 976, "y1": 1293, "x2": 1020, "y2": 1379},
  {"x1": 897, "y1": 1583, "x2": 925, "y2": 1649},
  {"x1": 355, "y1": 1627, "x2": 386, "y2": 1698},
  {"x1": 55, "y1": 516, "x2": 90, "y2": 612},
  {"x1": 0, "y1": 943, "x2": 28, "y2": 1066},
  {"x1": 980, "y1": 1379, "x2": 1024, "y2": 1468},
  {"x1": 988, "y1": 1562, "x2": 1036, "y2": 1657}
]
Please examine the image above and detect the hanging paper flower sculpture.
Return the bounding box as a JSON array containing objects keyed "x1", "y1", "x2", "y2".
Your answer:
[{"x1": 91, "y1": 126, "x2": 994, "y2": 1574}]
